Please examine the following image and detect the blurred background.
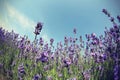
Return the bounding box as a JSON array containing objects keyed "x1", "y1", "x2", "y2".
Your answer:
[{"x1": 0, "y1": 0, "x2": 120, "y2": 44}]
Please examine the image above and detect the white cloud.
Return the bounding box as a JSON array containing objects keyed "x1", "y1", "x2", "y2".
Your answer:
[
  {"x1": 0, "y1": 2, "x2": 49, "y2": 42},
  {"x1": 0, "y1": 16, "x2": 19, "y2": 33},
  {"x1": 5, "y1": 3, "x2": 35, "y2": 31}
]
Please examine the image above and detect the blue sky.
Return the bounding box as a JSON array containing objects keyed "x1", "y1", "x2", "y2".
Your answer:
[{"x1": 0, "y1": 0, "x2": 120, "y2": 44}]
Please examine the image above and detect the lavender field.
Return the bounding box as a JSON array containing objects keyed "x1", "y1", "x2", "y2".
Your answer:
[{"x1": 0, "y1": 9, "x2": 120, "y2": 80}]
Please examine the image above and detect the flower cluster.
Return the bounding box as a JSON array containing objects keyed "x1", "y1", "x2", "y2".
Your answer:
[
  {"x1": 18, "y1": 63, "x2": 25, "y2": 79},
  {"x1": 0, "y1": 9, "x2": 120, "y2": 80},
  {"x1": 33, "y1": 74, "x2": 42, "y2": 80}
]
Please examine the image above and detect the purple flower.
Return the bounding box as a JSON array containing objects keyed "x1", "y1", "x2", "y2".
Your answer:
[
  {"x1": 39, "y1": 52, "x2": 49, "y2": 63},
  {"x1": 34, "y1": 22, "x2": 43, "y2": 40},
  {"x1": 33, "y1": 74, "x2": 42, "y2": 80},
  {"x1": 44, "y1": 43, "x2": 48, "y2": 51},
  {"x1": 50, "y1": 53, "x2": 54, "y2": 60},
  {"x1": 86, "y1": 34, "x2": 90, "y2": 41},
  {"x1": 79, "y1": 36, "x2": 82, "y2": 42},
  {"x1": 91, "y1": 52, "x2": 95, "y2": 57},
  {"x1": 64, "y1": 36, "x2": 68, "y2": 44},
  {"x1": 18, "y1": 37, "x2": 25, "y2": 50},
  {"x1": 44, "y1": 65, "x2": 50, "y2": 71},
  {"x1": 36, "y1": 22, "x2": 43, "y2": 30},
  {"x1": 35, "y1": 22, "x2": 43, "y2": 34},
  {"x1": 118, "y1": 37, "x2": 120, "y2": 42},
  {"x1": 0, "y1": 28, "x2": 5, "y2": 41},
  {"x1": 64, "y1": 57, "x2": 71, "y2": 67},
  {"x1": 25, "y1": 44, "x2": 31, "y2": 53},
  {"x1": 73, "y1": 38, "x2": 77, "y2": 43},
  {"x1": 91, "y1": 33, "x2": 96, "y2": 38},
  {"x1": 68, "y1": 45, "x2": 74, "y2": 53},
  {"x1": 114, "y1": 64, "x2": 119, "y2": 80},
  {"x1": 102, "y1": 53, "x2": 107, "y2": 60},
  {"x1": 50, "y1": 38, "x2": 54, "y2": 45},
  {"x1": 82, "y1": 70, "x2": 91, "y2": 80},
  {"x1": 110, "y1": 17, "x2": 114, "y2": 22},
  {"x1": 33, "y1": 75, "x2": 39, "y2": 80},
  {"x1": 102, "y1": 9, "x2": 107, "y2": 14},
  {"x1": 73, "y1": 28, "x2": 77, "y2": 34},
  {"x1": 99, "y1": 41, "x2": 103, "y2": 48},
  {"x1": 117, "y1": 15, "x2": 120, "y2": 22},
  {"x1": 39, "y1": 37, "x2": 44, "y2": 46},
  {"x1": 18, "y1": 63, "x2": 25, "y2": 79},
  {"x1": 91, "y1": 40, "x2": 98, "y2": 45},
  {"x1": 43, "y1": 52, "x2": 49, "y2": 57},
  {"x1": 18, "y1": 63, "x2": 25, "y2": 74},
  {"x1": 102, "y1": 9, "x2": 110, "y2": 17}
]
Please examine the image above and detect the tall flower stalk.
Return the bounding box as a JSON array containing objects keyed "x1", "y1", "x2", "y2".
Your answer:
[{"x1": 34, "y1": 22, "x2": 43, "y2": 41}]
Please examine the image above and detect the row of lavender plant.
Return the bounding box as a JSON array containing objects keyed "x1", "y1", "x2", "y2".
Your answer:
[{"x1": 0, "y1": 9, "x2": 120, "y2": 80}]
